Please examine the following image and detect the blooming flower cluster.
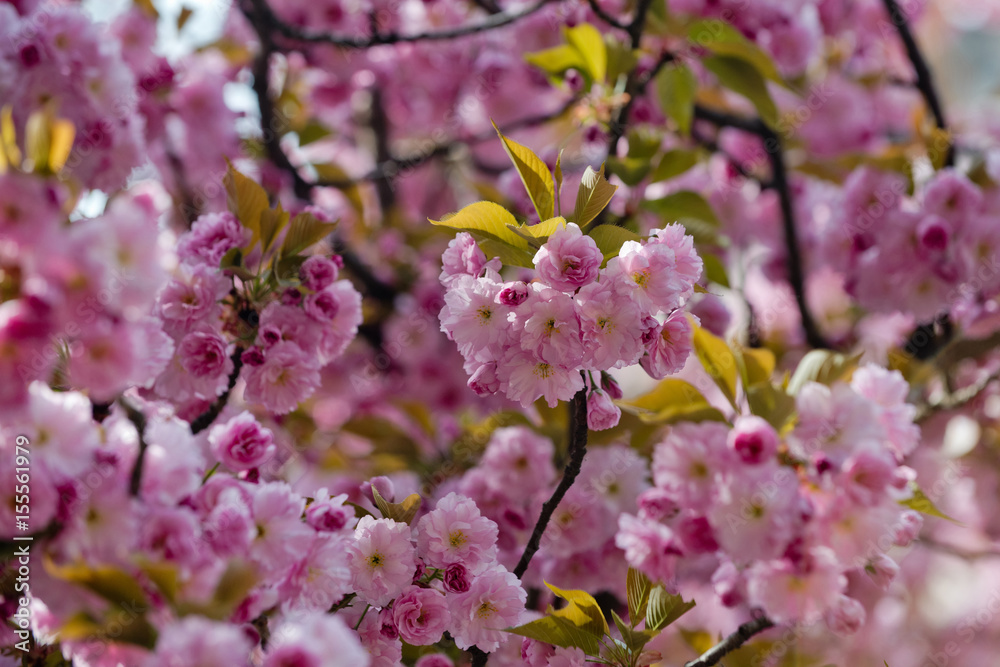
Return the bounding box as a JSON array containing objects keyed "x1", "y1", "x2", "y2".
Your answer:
[
  {"x1": 439, "y1": 222, "x2": 702, "y2": 425},
  {"x1": 615, "y1": 364, "x2": 922, "y2": 629},
  {"x1": 151, "y1": 210, "x2": 362, "y2": 416},
  {"x1": 0, "y1": 386, "x2": 526, "y2": 664}
]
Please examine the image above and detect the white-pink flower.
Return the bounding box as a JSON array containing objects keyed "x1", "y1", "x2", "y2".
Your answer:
[
  {"x1": 532, "y1": 222, "x2": 603, "y2": 293},
  {"x1": 392, "y1": 585, "x2": 452, "y2": 645},
  {"x1": 451, "y1": 566, "x2": 526, "y2": 652},
  {"x1": 416, "y1": 492, "x2": 498, "y2": 574},
  {"x1": 242, "y1": 341, "x2": 321, "y2": 415},
  {"x1": 347, "y1": 515, "x2": 416, "y2": 607},
  {"x1": 208, "y1": 411, "x2": 276, "y2": 471},
  {"x1": 747, "y1": 547, "x2": 846, "y2": 624}
]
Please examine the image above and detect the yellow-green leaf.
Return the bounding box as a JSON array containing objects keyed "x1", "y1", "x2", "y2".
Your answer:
[
  {"x1": 680, "y1": 628, "x2": 716, "y2": 655},
  {"x1": 177, "y1": 560, "x2": 257, "y2": 620},
  {"x1": 44, "y1": 559, "x2": 149, "y2": 608},
  {"x1": 313, "y1": 162, "x2": 365, "y2": 216},
  {"x1": 564, "y1": 23, "x2": 607, "y2": 83},
  {"x1": 656, "y1": 62, "x2": 698, "y2": 135},
  {"x1": 1, "y1": 106, "x2": 21, "y2": 170},
  {"x1": 900, "y1": 484, "x2": 961, "y2": 524},
  {"x1": 643, "y1": 190, "x2": 720, "y2": 227},
  {"x1": 25, "y1": 107, "x2": 75, "y2": 174},
  {"x1": 510, "y1": 216, "x2": 566, "y2": 245},
  {"x1": 525, "y1": 44, "x2": 588, "y2": 78},
  {"x1": 787, "y1": 350, "x2": 863, "y2": 395},
  {"x1": 617, "y1": 378, "x2": 726, "y2": 424},
  {"x1": 646, "y1": 586, "x2": 695, "y2": 631},
  {"x1": 371, "y1": 486, "x2": 423, "y2": 525},
  {"x1": 575, "y1": 164, "x2": 618, "y2": 228},
  {"x1": 746, "y1": 383, "x2": 797, "y2": 432},
  {"x1": 494, "y1": 122, "x2": 555, "y2": 221},
  {"x1": 554, "y1": 149, "x2": 564, "y2": 214},
  {"x1": 740, "y1": 347, "x2": 775, "y2": 386},
  {"x1": 282, "y1": 211, "x2": 338, "y2": 257},
  {"x1": 612, "y1": 609, "x2": 656, "y2": 651},
  {"x1": 701, "y1": 252, "x2": 729, "y2": 288},
  {"x1": 430, "y1": 201, "x2": 530, "y2": 251},
  {"x1": 546, "y1": 582, "x2": 609, "y2": 637},
  {"x1": 693, "y1": 321, "x2": 738, "y2": 404},
  {"x1": 588, "y1": 224, "x2": 641, "y2": 264},
  {"x1": 506, "y1": 615, "x2": 602, "y2": 655},
  {"x1": 702, "y1": 55, "x2": 779, "y2": 129},
  {"x1": 687, "y1": 19, "x2": 783, "y2": 83},
  {"x1": 259, "y1": 202, "x2": 290, "y2": 255},
  {"x1": 224, "y1": 160, "x2": 269, "y2": 249},
  {"x1": 606, "y1": 155, "x2": 651, "y2": 187},
  {"x1": 477, "y1": 238, "x2": 536, "y2": 268},
  {"x1": 627, "y1": 567, "x2": 652, "y2": 626},
  {"x1": 651, "y1": 148, "x2": 701, "y2": 182}
]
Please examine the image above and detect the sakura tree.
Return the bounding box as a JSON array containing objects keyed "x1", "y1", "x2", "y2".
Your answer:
[{"x1": 1, "y1": 0, "x2": 999, "y2": 665}]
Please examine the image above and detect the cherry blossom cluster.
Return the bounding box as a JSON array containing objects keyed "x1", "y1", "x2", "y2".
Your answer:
[
  {"x1": 0, "y1": 177, "x2": 171, "y2": 414},
  {"x1": 0, "y1": 389, "x2": 524, "y2": 664},
  {"x1": 451, "y1": 426, "x2": 648, "y2": 595},
  {"x1": 616, "y1": 364, "x2": 923, "y2": 630},
  {"x1": 439, "y1": 222, "x2": 702, "y2": 424},
  {"x1": 0, "y1": 4, "x2": 145, "y2": 191},
  {"x1": 149, "y1": 210, "x2": 362, "y2": 417}
]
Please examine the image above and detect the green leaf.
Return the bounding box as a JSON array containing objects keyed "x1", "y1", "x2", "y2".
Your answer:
[
  {"x1": 574, "y1": 164, "x2": 619, "y2": 228},
  {"x1": 430, "y1": 201, "x2": 535, "y2": 267},
  {"x1": 507, "y1": 615, "x2": 602, "y2": 655},
  {"x1": 900, "y1": 484, "x2": 961, "y2": 524},
  {"x1": 588, "y1": 225, "x2": 641, "y2": 264},
  {"x1": 60, "y1": 609, "x2": 158, "y2": 649},
  {"x1": 745, "y1": 383, "x2": 797, "y2": 433},
  {"x1": 739, "y1": 347, "x2": 775, "y2": 386},
  {"x1": 645, "y1": 586, "x2": 695, "y2": 632},
  {"x1": 612, "y1": 609, "x2": 656, "y2": 652},
  {"x1": 223, "y1": 159, "x2": 269, "y2": 250},
  {"x1": 786, "y1": 350, "x2": 863, "y2": 395},
  {"x1": 656, "y1": 62, "x2": 698, "y2": 135},
  {"x1": 546, "y1": 582, "x2": 610, "y2": 638},
  {"x1": 564, "y1": 23, "x2": 607, "y2": 83},
  {"x1": 554, "y1": 149, "x2": 564, "y2": 215},
  {"x1": 687, "y1": 19, "x2": 784, "y2": 83},
  {"x1": 259, "y1": 202, "x2": 290, "y2": 256},
  {"x1": 702, "y1": 55, "x2": 779, "y2": 129},
  {"x1": 371, "y1": 486, "x2": 423, "y2": 525},
  {"x1": 606, "y1": 155, "x2": 652, "y2": 187},
  {"x1": 617, "y1": 378, "x2": 727, "y2": 424},
  {"x1": 651, "y1": 148, "x2": 701, "y2": 182},
  {"x1": 627, "y1": 567, "x2": 652, "y2": 626},
  {"x1": 525, "y1": 44, "x2": 588, "y2": 79},
  {"x1": 626, "y1": 128, "x2": 663, "y2": 161},
  {"x1": 680, "y1": 628, "x2": 716, "y2": 655},
  {"x1": 297, "y1": 120, "x2": 331, "y2": 146},
  {"x1": 176, "y1": 560, "x2": 257, "y2": 620},
  {"x1": 701, "y1": 252, "x2": 729, "y2": 288},
  {"x1": 494, "y1": 122, "x2": 556, "y2": 221},
  {"x1": 605, "y1": 36, "x2": 639, "y2": 82},
  {"x1": 281, "y1": 211, "x2": 338, "y2": 258},
  {"x1": 44, "y1": 560, "x2": 149, "y2": 608},
  {"x1": 643, "y1": 190, "x2": 720, "y2": 226},
  {"x1": 693, "y1": 321, "x2": 738, "y2": 404}
]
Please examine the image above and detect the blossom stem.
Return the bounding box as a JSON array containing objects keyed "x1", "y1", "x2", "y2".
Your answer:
[
  {"x1": 120, "y1": 397, "x2": 148, "y2": 497},
  {"x1": 189, "y1": 348, "x2": 245, "y2": 435},
  {"x1": 683, "y1": 613, "x2": 774, "y2": 667},
  {"x1": 353, "y1": 604, "x2": 371, "y2": 631},
  {"x1": 513, "y1": 382, "x2": 589, "y2": 580}
]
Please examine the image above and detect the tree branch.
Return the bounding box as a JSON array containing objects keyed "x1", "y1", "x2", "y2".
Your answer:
[
  {"x1": 692, "y1": 104, "x2": 829, "y2": 349},
  {"x1": 248, "y1": 0, "x2": 555, "y2": 49},
  {"x1": 586, "y1": 0, "x2": 628, "y2": 31},
  {"x1": 189, "y1": 348, "x2": 245, "y2": 435},
  {"x1": 513, "y1": 384, "x2": 589, "y2": 579},
  {"x1": 684, "y1": 613, "x2": 774, "y2": 667},
  {"x1": 881, "y1": 0, "x2": 953, "y2": 167},
  {"x1": 916, "y1": 369, "x2": 1000, "y2": 422},
  {"x1": 119, "y1": 398, "x2": 148, "y2": 497}
]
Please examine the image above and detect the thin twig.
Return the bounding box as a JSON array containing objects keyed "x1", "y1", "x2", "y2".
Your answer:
[
  {"x1": 120, "y1": 398, "x2": 149, "y2": 497},
  {"x1": 919, "y1": 537, "x2": 1000, "y2": 561},
  {"x1": 881, "y1": 0, "x2": 954, "y2": 167},
  {"x1": 249, "y1": 0, "x2": 554, "y2": 48},
  {"x1": 916, "y1": 369, "x2": 1000, "y2": 422},
  {"x1": 189, "y1": 348, "x2": 245, "y2": 435},
  {"x1": 684, "y1": 613, "x2": 774, "y2": 667},
  {"x1": 513, "y1": 384, "x2": 589, "y2": 579},
  {"x1": 692, "y1": 104, "x2": 829, "y2": 349},
  {"x1": 586, "y1": 0, "x2": 628, "y2": 30}
]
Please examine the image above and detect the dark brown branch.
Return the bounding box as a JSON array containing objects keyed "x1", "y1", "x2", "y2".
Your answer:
[
  {"x1": 586, "y1": 0, "x2": 628, "y2": 31},
  {"x1": 513, "y1": 384, "x2": 589, "y2": 579},
  {"x1": 605, "y1": 0, "x2": 655, "y2": 158},
  {"x1": 249, "y1": 0, "x2": 553, "y2": 49},
  {"x1": 684, "y1": 613, "x2": 774, "y2": 667},
  {"x1": 120, "y1": 398, "x2": 148, "y2": 496},
  {"x1": 190, "y1": 348, "x2": 245, "y2": 435},
  {"x1": 881, "y1": 0, "x2": 954, "y2": 167},
  {"x1": 692, "y1": 104, "x2": 830, "y2": 349}
]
